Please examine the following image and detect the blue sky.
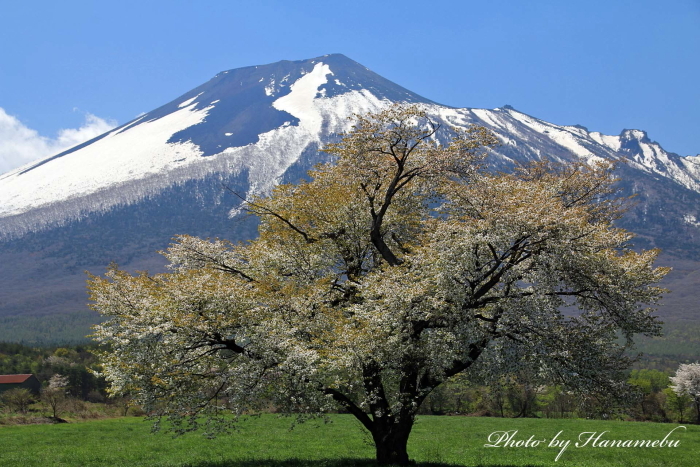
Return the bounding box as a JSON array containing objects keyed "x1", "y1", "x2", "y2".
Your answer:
[{"x1": 0, "y1": 0, "x2": 698, "y2": 173}]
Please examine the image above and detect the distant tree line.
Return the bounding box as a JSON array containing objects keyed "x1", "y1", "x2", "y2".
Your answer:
[
  {"x1": 5, "y1": 341, "x2": 697, "y2": 425},
  {"x1": 414, "y1": 368, "x2": 699, "y2": 424},
  {"x1": 0, "y1": 342, "x2": 106, "y2": 400},
  {"x1": 2, "y1": 341, "x2": 698, "y2": 425}
]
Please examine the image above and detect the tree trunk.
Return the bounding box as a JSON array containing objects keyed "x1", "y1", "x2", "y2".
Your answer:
[{"x1": 371, "y1": 416, "x2": 415, "y2": 466}]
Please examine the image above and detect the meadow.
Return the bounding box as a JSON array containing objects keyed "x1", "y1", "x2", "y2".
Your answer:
[{"x1": 0, "y1": 414, "x2": 697, "y2": 466}]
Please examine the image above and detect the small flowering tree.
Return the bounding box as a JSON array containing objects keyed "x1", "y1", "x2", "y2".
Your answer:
[
  {"x1": 89, "y1": 105, "x2": 668, "y2": 465},
  {"x1": 670, "y1": 362, "x2": 700, "y2": 424},
  {"x1": 42, "y1": 373, "x2": 70, "y2": 420}
]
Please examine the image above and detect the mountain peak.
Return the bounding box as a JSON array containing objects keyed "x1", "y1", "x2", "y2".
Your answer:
[{"x1": 620, "y1": 128, "x2": 650, "y2": 143}]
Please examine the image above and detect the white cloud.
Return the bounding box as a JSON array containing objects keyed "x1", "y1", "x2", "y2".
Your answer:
[{"x1": 0, "y1": 108, "x2": 117, "y2": 175}]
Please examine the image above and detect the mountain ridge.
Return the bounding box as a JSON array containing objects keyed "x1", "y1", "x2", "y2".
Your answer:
[{"x1": 0, "y1": 54, "x2": 698, "y2": 338}]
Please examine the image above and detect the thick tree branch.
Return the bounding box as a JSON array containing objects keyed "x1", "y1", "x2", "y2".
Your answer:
[{"x1": 322, "y1": 387, "x2": 374, "y2": 433}]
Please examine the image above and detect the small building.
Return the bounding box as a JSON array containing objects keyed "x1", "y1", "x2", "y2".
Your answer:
[{"x1": 0, "y1": 374, "x2": 41, "y2": 395}]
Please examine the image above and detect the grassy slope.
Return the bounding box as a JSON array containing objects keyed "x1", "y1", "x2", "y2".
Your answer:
[{"x1": 0, "y1": 415, "x2": 697, "y2": 466}]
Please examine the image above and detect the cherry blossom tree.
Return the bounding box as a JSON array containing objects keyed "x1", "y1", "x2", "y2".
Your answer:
[
  {"x1": 89, "y1": 105, "x2": 668, "y2": 465},
  {"x1": 42, "y1": 373, "x2": 70, "y2": 420},
  {"x1": 670, "y1": 362, "x2": 700, "y2": 424}
]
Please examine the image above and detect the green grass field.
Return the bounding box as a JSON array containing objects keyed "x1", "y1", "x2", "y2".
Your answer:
[{"x1": 0, "y1": 415, "x2": 697, "y2": 466}]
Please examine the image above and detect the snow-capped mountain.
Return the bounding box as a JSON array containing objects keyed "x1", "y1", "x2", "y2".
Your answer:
[
  {"x1": 0, "y1": 55, "x2": 433, "y2": 239},
  {"x1": 0, "y1": 54, "x2": 698, "y2": 330},
  {"x1": 3, "y1": 54, "x2": 698, "y2": 240}
]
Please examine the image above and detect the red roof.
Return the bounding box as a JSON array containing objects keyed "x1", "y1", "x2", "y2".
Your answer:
[{"x1": 0, "y1": 374, "x2": 34, "y2": 384}]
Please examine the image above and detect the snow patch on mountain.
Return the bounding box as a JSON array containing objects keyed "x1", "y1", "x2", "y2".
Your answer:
[
  {"x1": 273, "y1": 63, "x2": 333, "y2": 136},
  {"x1": 680, "y1": 156, "x2": 700, "y2": 181},
  {"x1": 683, "y1": 214, "x2": 700, "y2": 227},
  {"x1": 0, "y1": 102, "x2": 213, "y2": 219},
  {"x1": 589, "y1": 132, "x2": 622, "y2": 151},
  {"x1": 264, "y1": 80, "x2": 275, "y2": 96},
  {"x1": 470, "y1": 109, "x2": 505, "y2": 130},
  {"x1": 506, "y1": 109, "x2": 593, "y2": 159},
  {"x1": 179, "y1": 93, "x2": 203, "y2": 108}
]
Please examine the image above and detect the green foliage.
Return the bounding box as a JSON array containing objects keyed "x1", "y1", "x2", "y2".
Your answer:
[
  {"x1": 629, "y1": 369, "x2": 670, "y2": 394},
  {"x1": 0, "y1": 388, "x2": 34, "y2": 413},
  {"x1": 664, "y1": 387, "x2": 693, "y2": 423}
]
